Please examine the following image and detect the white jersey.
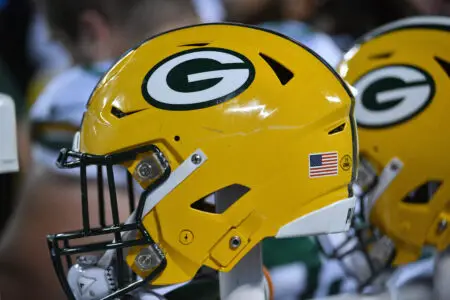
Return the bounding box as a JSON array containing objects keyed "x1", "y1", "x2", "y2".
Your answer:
[
  {"x1": 29, "y1": 62, "x2": 113, "y2": 178},
  {"x1": 192, "y1": 0, "x2": 342, "y2": 68},
  {"x1": 30, "y1": 63, "x2": 111, "y2": 126},
  {"x1": 259, "y1": 21, "x2": 343, "y2": 69}
]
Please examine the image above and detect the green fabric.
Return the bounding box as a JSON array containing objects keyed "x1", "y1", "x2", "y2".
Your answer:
[
  {"x1": 262, "y1": 237, "x2": 320, "y2": 269},
  {"x1": 262, "y1": 237, "x2": 322, "y2": 299}
]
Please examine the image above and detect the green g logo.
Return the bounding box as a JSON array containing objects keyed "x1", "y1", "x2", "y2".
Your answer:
[
  {"x1": 142, "y1": 48, "x2": 255, "y2": 111},
  {"x1": 353, "y1": 65, "x2": 435, "y2": 128}
]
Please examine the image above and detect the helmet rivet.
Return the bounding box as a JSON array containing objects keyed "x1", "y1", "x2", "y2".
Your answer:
[
  {"x1": 191, "y1": 154, "x2": 202, "y2": 165},
  {"x1": 229, "y1": 236, "x2": 241, "y2": 250},
  {"x1": 136, "y1": 161, "x2": 152, "y2": 179},
  {"x1": 390, "y1": 163, "x2": 399, "y2": 171},
  {"x1": 438, "y1": 219, "x2": 448, "y2": 234}
]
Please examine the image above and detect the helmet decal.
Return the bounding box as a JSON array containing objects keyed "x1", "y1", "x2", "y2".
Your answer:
[
  {"x1": 353, "y1": 65, "x2": 435, "y2": 128},
  {"x1": 142, "y1": 47, "x2": 255, "y2": 110},
  {"x1": 308, "y1": 151, "x2": 339, "y2": 178}
]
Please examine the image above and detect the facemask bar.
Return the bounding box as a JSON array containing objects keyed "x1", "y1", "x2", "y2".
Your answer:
[
  {"x1": 317, "y1": 156, "x2": 401, "y2": 292},
  {"x1": 47, "y1": 144, "x2": 171, "y2": 300},
  {"x1": 127, "y1": 172, "x2": 136, "y2": 214},
  {"x1": 317, "y1": 228, "x2": 380, "y2": 290},
  {"x1": 362, "y1": 158, "x2": 403, "y2": 222}
]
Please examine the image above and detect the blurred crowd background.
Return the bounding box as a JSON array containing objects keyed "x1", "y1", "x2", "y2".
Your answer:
[
  {"x1": 0, "y1": 0, "x2": 448, "y2": 298},
  {"x1": 0, "y1": 0, "x2": 441, "y2": 126},
  {"x1": 1, "y1": 0, "x2": 440, "y2": 224}
]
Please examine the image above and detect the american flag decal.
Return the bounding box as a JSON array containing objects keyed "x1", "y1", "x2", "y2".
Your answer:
[{"x1": 309, "y1": 152, "x2": 339, "y2": 178}]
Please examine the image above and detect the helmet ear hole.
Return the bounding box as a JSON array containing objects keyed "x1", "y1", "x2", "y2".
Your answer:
[
  {"x1": 190, "y1": 184, "x2": 250, "y2": 214},
  {"x1": 402, "y1": 180, "x2": 442, "y2": 204}
]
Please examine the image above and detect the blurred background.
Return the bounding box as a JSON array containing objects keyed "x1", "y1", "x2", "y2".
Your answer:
[
  {"x1": 0, "y1": 0, "x2": 432, "y2": 209},
  {"x1": 0, "y1": 0, "x2": 448, "y2": 299}
]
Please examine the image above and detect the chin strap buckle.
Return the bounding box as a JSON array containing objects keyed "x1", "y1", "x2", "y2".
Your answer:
[{"x1": 134, "y1": 244, "x2": 164, "y2": 272}]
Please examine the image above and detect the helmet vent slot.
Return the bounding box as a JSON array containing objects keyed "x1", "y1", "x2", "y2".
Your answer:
[
  {"x1": 179, "y1": 43, "x2": 210, "y2": 47},
  {"x1": 111, "y1": 106, "x2": 127, "y2": 118},
  {"x1": 402, "y1": 180, "x2": 442, "y2": 204},
  {"x1": 435, "y1": 56, "x2": 450, "y2": 77},
  {"x1": 111, "y1": 106, "x2": 145, "y2": 119},
  {"x1": 191, "y1": 184, "x2": 250, "y2": 214},
  {"x1": 259, "y1": 53, "x2": 293, "y2": 85},
  {"x1": 328, "y1": 123, "x2": 346, "y2": 135},
  {"x1": 369, "y1": 52, "x2": 392, "y2": 60}
]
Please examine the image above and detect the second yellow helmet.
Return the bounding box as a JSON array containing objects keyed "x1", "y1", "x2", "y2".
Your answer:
[{"x1": 339, "y1": 16, "x2": 450, "y2": 270}]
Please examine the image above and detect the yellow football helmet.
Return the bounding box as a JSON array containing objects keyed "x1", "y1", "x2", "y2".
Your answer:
[
  {"x1": 47, "y1": 23, "x2": 357, "y2": 300},
  {"x1": 319, "y1": 16, "x2": 450, "y2": 290}
]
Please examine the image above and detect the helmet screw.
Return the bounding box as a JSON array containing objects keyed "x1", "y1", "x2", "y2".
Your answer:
[
  {"x1": 229, "y1": 236, "x2": 241, "y2": 250},
  {"x1": 191, "y1": 154, "x2": 202, "y2": 165},
  {"x1": 135, "y1": 248, "x2": 158, "y2": 271},
  {"x1": 438, "y1": 219, "x2": 448, "y2": 234},
  {"x1": 136, "y1": 161, "x2": 152, "y2": 179}
]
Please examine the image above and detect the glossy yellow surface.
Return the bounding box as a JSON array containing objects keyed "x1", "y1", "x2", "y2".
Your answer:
[
  {"x1": 339, "y1": 20, "x2": 450, "y2": 264},
  {"x1": 81, "y1": 23, "x2": 357, "y2": 285}
]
